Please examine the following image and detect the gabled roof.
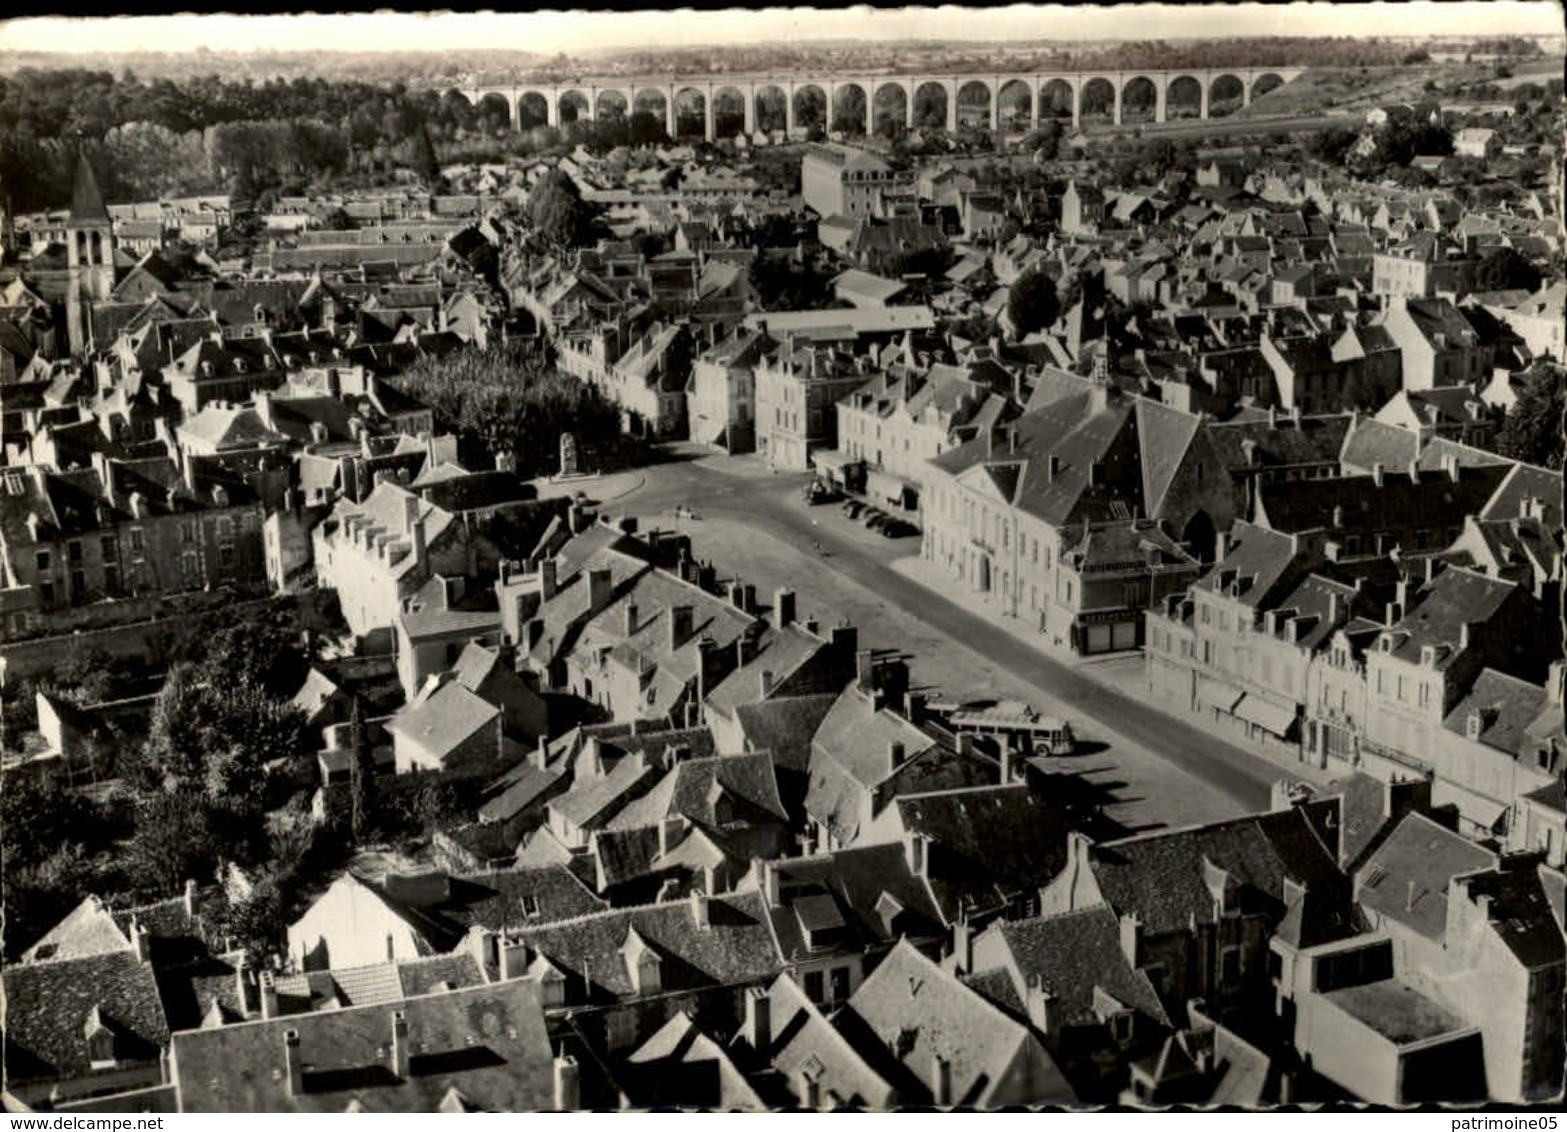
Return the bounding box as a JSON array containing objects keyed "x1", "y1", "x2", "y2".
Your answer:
[
  {"x1": 20, "y1": 895, "x2": 134, "y2": 964},
  {"x1": 893, "y1": 784, "x2": 1068, "y2": 922},
  {"x1": 839, "y1": 938, "x2": 1074, "y2": 1106},
  {"x1": 501, "y1": 891, "x2": 782, "y2": 1000},
  {"x1": 988, "y1": 904, "x2": 1172, "y2": 1029},
  {"x1": 384, "y1": 682, "x2": 498, "y2": 760},
  {"x1": 1085, "y1": 805, "x2": 1351, "y2": 942},
  {"x1": 758, "y1": 972, "x2": 898, "y2": 1108},
  {"x1": 1356, "y1": 811, "x2": 1495, "y2": 942},
  {"x1": 1381, "y1": 566, "x2": 1521, "y2": 668},
  {"x1": 169, "y1": 977, "x2": 554, "y2": 1112},
  {"x1": 733, "y1": 692, "x2": 842, "y2": 776},
  {"x1": 3, "y1": 949, "x2": 169, "y2": 1085},
  {"x1": 1441, "y1": 668, "x2": 1548, "y2": 756}
]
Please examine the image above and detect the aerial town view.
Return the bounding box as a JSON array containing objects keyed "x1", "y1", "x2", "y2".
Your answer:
[{"x1": 0, "y1": 4, "x2": 1563, "y2": 1115}]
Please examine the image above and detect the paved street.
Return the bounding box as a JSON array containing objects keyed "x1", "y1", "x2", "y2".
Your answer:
[{"x1": 550, "y1": 446, "x2": 1334, "y2": 833}]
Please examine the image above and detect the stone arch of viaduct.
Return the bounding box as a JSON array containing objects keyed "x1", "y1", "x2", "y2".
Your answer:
[{"x1": 454, "y1": 67, "x2": 1303, "y2": 139}]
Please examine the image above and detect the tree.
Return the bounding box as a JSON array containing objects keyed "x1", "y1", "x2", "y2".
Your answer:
[
  {"x1": 124, "y1": 788, "x2": 223, "y2": 896},
  {"x1": 527, "y1": 167, "x2": 585, "y2": 249},
  {"x1": 392, "y1": 340, "x2": 625, "y2": 474},
  {"x1": 1474, "y1": 246, "x2": 1543, "y2": 294},
  {"x1": 409, "y1": 121, "x2": 440, "y2": 189},
  {"x1": 348, "y1": 699, "x2": 376, "y2": 841},
  {"x1": 1007, "y1": 269, "x2": 1060, "y2": 338},
  {"x1": 1495, "y1": 374, "x2": 1564, "y2": 470},
  {"x1": 628, "y1": 109, "x2": 668, "y2": 148}
]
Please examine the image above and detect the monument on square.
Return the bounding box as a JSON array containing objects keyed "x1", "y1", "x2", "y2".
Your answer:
[{"x1": 559, "y1": 431, "x2": 579, "y2": 477}]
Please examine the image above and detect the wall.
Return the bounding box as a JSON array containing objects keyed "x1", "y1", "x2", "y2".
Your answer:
[{"x1": 287, "y1": 875, "x2": 424, "y2": 971}]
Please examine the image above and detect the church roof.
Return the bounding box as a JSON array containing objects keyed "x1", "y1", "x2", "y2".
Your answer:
[{"x1": 70, "y1": 156, "x2": 112, "y2": 225}]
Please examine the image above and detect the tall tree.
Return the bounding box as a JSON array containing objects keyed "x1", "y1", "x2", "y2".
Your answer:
[
  {"x1": 349, "y1": 697, "x2": 375, "y2": 841},
  {"x1": 527, "y1": 167, "x2": 585, "y2": 249},
  {"x1": 1007, "y1": 268, "x2": 1060, "y2": 338},
  {"x1": 1495, "y1": 374, "x2": 1565, "y2": 471}
]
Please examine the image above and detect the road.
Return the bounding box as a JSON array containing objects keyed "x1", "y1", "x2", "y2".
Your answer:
[{"x1": 582, "y1": 448, "x2": 1303, "y2": 818}]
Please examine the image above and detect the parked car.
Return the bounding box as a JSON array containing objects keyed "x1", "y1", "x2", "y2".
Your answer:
[
  {"x1": 865, "y1": 509, "x2": 888, "y2": 529},
  {"x1": 881, "y1": 519, "x2": 917, "y2": 538},
  {"x1": 844, "y1": 500, "x2": 865, "y2": 519},
  {"x1": 803, "y1": 481, "x2": 842, "y2": 505}
]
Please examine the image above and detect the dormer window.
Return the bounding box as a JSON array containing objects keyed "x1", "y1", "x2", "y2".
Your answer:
[{"x1": 84, "y1": 1005, "x2": 117, "y2": 1070}]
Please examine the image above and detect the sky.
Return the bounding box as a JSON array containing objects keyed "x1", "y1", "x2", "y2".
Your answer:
[{"x1": 1, "y1": 4, "x2": 1562, "y2": 56}]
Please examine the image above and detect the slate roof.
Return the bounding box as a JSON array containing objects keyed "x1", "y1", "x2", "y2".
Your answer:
[
  {"x1": 764, "y1": 843, "x2": 945, "y2": 961},
  {"x1": 1456, "y1": 866, "x2": 1565, "y2": 971},
  {"x1": 1382, "y1": 566, "x2": 1520, "y2": 668},
  {"x1": 989, "y1": 905, "x2": 1171, "y2": 1028},
  {"x1": 758, "y1": 972, "x2": 898, "y2": 1109},
  {"x1": 3, "y1": 950, "x2": 169, "y2": 1085},
  {"x1": 384, "y1": 682, "x2": 498, "y2": 762},
  {"x1": 1086, "y1": 805, "x2": 1351, "y2": 943},
  {"x1": 1442, "y1": 668, "x2": 1549, "y2": 756},
  {"x1": 70, "y1": 156, "x2": 111, "y2": 225},
  {"x1": 893, "y1": 785, "x2": 1069, "y2": 922},
  {"x1": 606, "y1": 751, "x2": 788, "y2": 833},
  {"x1": 21, "y1": 895, "x2": 133, "y2": 963},
  {"x1": 1356, "y1": 812, "x2": 1495, "y2": 941},
  {"x1": 1339, "y1": 417, "x2": 1421, "y2": 473},
  {"x1": 624, "y1": 1011, "x2": 767, "y2": 1109},
  {"x1": 839, "y1": 938, "x2": 1074, "y2": 1107},
  {"x1": 1198, "y1": 521, "x2": 1307, "y2": 610},
  {"x1": 733, "y1": 693, "x2": 841, "y2": 775},
  {"x1": 1205, "y1": 414, "x2": 1351, "y2": 471},
  {"x1": 168, "y1": 977, "x2": 555, "y2": 1112},
  {"x1": 1256, "y1": 464, "x2": 1509, "y2": 538},
  {"x1": 501, "y1": 891, "x2": 783, "y2": 1001}
]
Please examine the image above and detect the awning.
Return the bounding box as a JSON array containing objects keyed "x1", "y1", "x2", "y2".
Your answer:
[
  {"x1": 1232, "y1": 695, "x2": 1299, "y2": 737},
  {"x1": 1431, "y1": 779, "x2": 1511, "y2": 835},
  {"x1": 810, "y1": 449, "x2": 862, "y2": 473},
  {"x1": 1195, "y1": 675, "x2": 1244, "y2": 714},
  {"x1": 867, "y1": 469, "x2": 916, "y2": 503}
]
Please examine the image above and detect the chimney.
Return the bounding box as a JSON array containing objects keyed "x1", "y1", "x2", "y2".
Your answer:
[
  {"x1": 234, "y1": 952, "x2": 254, "y2": 1018},
  {"x1": 773, "y1": 588, "x2": 796, "y2": 630},
  {"x1": 1443, "y1": 453, "x2": 1460, "y2": 482},
  {"x1": 689, "y1": 889, "x2": 709, "y2": 930},
  {"x1": 623, "y1": 603, "x2": 638, "y2": 637},
  {"x1": 745, "y1": 986, "x2": 772, "y2": 1055},
  {"x1": 659, "y1": 815, "x2": 684, "y2": 857},
  {"x1": 284, "y1": 1030, "x2": 303, "y2": 1097},
  {"x1": 391, "y1": 1010, "x2": 410, "y2": 1078},
  {"x1": 587, "y1": 568, "x2": 612, "y2": 614},
  {"x1": 1458, "y1": 621, "x2": 1470, "y2": 651},
  {"x1": 907, "y1": 692, "x2": 927, "y2": 725},
  {"x1": 1118, "y1": 912, "x2": 1142, "y2": 967},
  {"x1": 951, "y1": 917, "x2": 973, "y2": 976},
  {"x1": 1371, "y1": 462, "x2": 1384, "y2": 487},
  {"x1": 799, "y1": 1070, "x2": 823, "y2": 1110},
  {"x1": 670, "y1": 604, "x2": 695, "y2": 651},
  {"x1": 501, "y1": 938, "x2": 530, "y2": 980},
  {"x1": 132, "y1": 921, "x2": 152, "y2": 963},
  {"x1": 956, "y1": 732, "x2": 974, "y2": 758},
  {"x1": 760, "y1": 669, "x2": 775, "y2": 697},
  {"x1": 856, "y1": 648, "x2": 875, "y2": 691},
  {"x1": 905, "y1": 832, "x2": 928, "y2": 877},
  {"x1": 1047, "y1": 454, "x2": 1062, "y2": 481},
  {"x1": 553, "y1": 1053, "x2": 581, "y2": 1111},
  {"x1": 888, "y1": 741, "x2": 907, "y2": 773},
  {"x1": 260, "y1": 970, "x2": 280, "y2": 1020},
  {"x1": 1027, "y1": 975, "x2": 1062, "y2": 1040},
  {"x1": 540, "y1": 558, "x2": 558, "y2": 601},
  {"x1": 931, "y1": 1053, "x2": 954, "y2": 1107},
  {"x1": 184, "y1": 877, "x2": 198, "y2": 917}
]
